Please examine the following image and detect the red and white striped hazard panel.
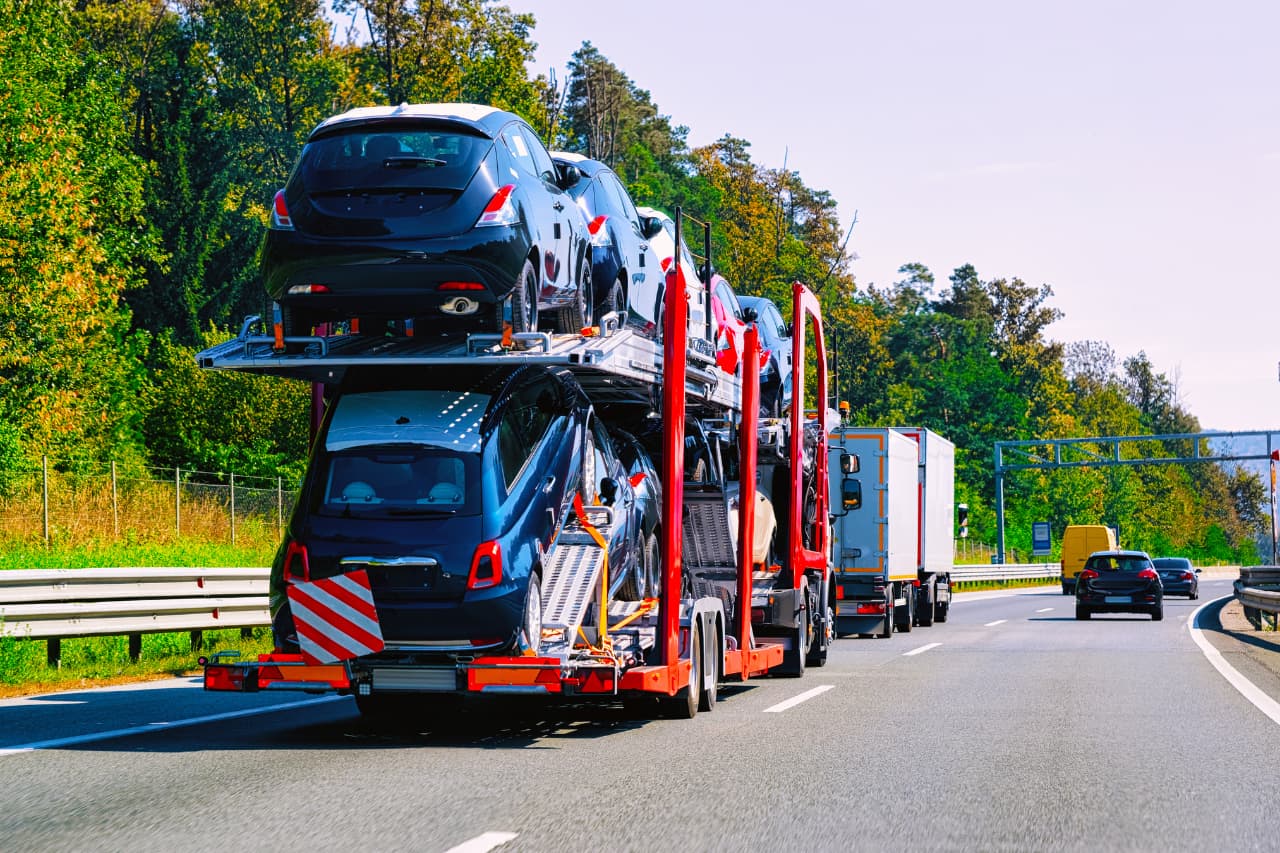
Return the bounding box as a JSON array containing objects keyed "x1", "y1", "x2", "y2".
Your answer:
[{"x1": 287, "y1": 570, "x2": 385, "y2": 665}]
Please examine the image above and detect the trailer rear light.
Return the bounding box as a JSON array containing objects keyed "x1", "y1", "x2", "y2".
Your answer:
[
  {"x1": 836, "y1": 586, "x2": 844, "y2": 600},
  {"x1": 467, "y1": 541, "x2": 503, "y2": 590},
  {"x1": 751, "y1": 607, "x2": 766, "y2": 623},
  {"x1": 283, "y1": 540, "x2": 310, "y2": 583},
  {"x1": 270, "y1": 190, "x2": 293, "y2": 230},
  {"x1": 286, "y1": 284, "x2": 330, "y2": 295},
  {"x1": 439, "y1": 281, "x2": 485, "y2": 291},
  {"x1": 205, "y1": 665, "x2": 247, "y2": 691},
  {"x1": 1079, "y1": 569, "x2": 1099, "y2": 581},
  {"x1": 476, "y1": 185, "x2": 518, "y2": 227},
  {"x1": 856, "y1": 603, "x2": 886, "y2": 615},
  {"x1": 587, "y1": 215, "x2": 611, "y2": 246},
  {"x1": 1137, "y1": 568, "x2": 1158, "y2": 581}
]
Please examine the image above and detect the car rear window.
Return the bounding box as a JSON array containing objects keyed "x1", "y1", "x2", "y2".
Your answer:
[
  {"x1": 1153, "y1": 558, "x2": 1191, "y2": 569},
  {"x1": 1085, "y1": 555, "x2": 1152, "y2": 572},
  {"x1": 325, "y1": 389, "x2": 491, "y2": 453},
  {"x1": 297, "y1": 127, "x2": 489, "y2": 193},
  {"x1": 318, "y1": 445, "x2": 482, "y2": 517}
]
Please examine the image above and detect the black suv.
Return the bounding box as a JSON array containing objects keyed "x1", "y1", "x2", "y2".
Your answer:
[{"x1": 263, "y1": 103, "x2": 593, "y2": 335}]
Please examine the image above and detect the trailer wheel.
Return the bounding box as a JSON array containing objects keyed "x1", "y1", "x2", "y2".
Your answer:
[
  {"x1": 806, "y1": 584, "x2": 830, "y2": 668},
  {"x1": 917, "y1": 582, "x2": 935, "y2": 628},
  {"x1": 896, "y1": 590, "x2": 914, "y2": 633},
  {"x1": 698, "y1": 617, "x2": 719, "y2": 712},
  {"x1": 660, "y1": 622, "x2": 700, "y2": 719},
  {"x1": 935, "y1": 600, "x2": 949, "y2": 623},
  {"x1": 877, "y1": 589, "x2": 893, "y2": 639}
]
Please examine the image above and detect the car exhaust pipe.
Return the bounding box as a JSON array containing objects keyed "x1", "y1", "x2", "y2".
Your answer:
[{"x1": 441, "y1": 297, "x2": 480, "y2": 316}]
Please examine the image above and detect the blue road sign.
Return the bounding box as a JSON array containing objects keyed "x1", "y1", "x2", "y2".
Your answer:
[{"x1": 1032, "y1": 521, "x2": 1052, "y2": 557}]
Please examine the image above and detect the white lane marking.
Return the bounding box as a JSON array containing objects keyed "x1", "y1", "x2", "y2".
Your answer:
[
  {"x1": 0, "y1": 676, "x2": 203, "y2": 708},
  {"x1": 1035, "y1": 608, "x2": 1054, "y2": 613},
  {"x1": 444, "y1": 832, "x2": 519, "y2": 853},
  {"x1": 0, "y1": 696, "x2": 344, "y2": 757},
  {"x1": 763, "y1": 684, "x2": 835, "y2": 713},
  {"x1": 1188, "y1": 596, "x2": 1280, "y2": 727},
  {"x1": 903, "y1": 642, "x2": 941, "y2": 657},
  {"x1": 985, "y1": 619, "x2": 1007, "y2": 627}
]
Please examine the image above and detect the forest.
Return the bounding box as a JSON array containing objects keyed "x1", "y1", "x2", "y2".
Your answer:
[{"x1": 0, "y1": 0, "x2": 1266, "y2": 562}]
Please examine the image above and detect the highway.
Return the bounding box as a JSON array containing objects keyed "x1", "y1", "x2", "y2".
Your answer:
[{"x1": 3, "y1": 578, "x2": 1278, "y2": 852}]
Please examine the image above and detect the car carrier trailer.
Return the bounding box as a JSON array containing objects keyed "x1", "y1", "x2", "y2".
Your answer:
[{"x1": 198, "y1": 264, "x2": 830, "y2": 716}]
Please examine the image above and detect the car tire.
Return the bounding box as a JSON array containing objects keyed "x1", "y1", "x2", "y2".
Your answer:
[
  {"x1": 510, "y1": 259, "x2": 538, "y2": 333},
  {"x1": 1075, "y1": 605, "x2": 1091, "y2": 620},
  {"x1": 281, "y1": 304, "x2": 317, "y2": 338},
  {"x1": 558, "y1": 262, "x2": 593, "y2": 333},
  {"x1": 1151, "y1": 605, "x2": 1164, "y2": 622},
  {"x1": 519, "y1": 571, "x2": 543, "y2": 655},
  {"x1": 641, "y1": 532, "x2": 660, "y2": 600},
  {"x1": 600, "y1": 278, "x2": 624, "y2": 324}
]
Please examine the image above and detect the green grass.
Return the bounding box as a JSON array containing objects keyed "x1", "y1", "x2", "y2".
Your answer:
[
  {"x1": 0, "y1": 627, "x2": 276, "y2": 695},
  {"x1": 0, "y1": 540, "x2": 274, "y2": 570},
  {"x1": 952, "y1": 578, "x2": 1059, "y2": 593}
]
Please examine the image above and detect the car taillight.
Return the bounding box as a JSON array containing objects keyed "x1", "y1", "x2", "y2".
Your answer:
[
  {"x1": 271, "y1": 189, "x2": 293, "y2": 230},
  {"x1": 439, "y1": 281, "x2": 485, "y2": 291},
  {"x1": 283, "y1": 540, "x2": 310, "y2": 583},
  {"x1": 587, "y1": 214, "x2": 611, "y2": 247},
  {"x1": 1181, "y1": 571, "x2": 1195, "y2": 580},
  {"x1": 1079, "y1": 569, "x2": 1099, "y2": 581},
  {"x1": 1137, "y1": 568, "x2": 1158, "y2": 581},
  {"x1": 476, "y1": 185, "x2": 518, "y2": 227},
  {"x1": 286, "y1": 284, "x2": 330, "y2": 295},
  {"x1": 467, "y1": 541, "x2": 503, "y2": 590}
]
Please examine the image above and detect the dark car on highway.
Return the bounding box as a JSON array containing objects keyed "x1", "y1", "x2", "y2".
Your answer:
[
  {"x1": 268, "y1": 364, "x2": 600, "y2": 715},
  {"x1": 1152, "y1": 557, "x2": 1199, "y2": 599},
  {"x1": 552, "y1": 152, "x2": 661, "y2": 325},
  {"x1": 1075, "y1": 549, "x2": 1164, "y2": 621},
  {"x1": 737, "y1": 295, "x2": 793, "y2": 417},
  {"x1": 262, "y1": 103, "x2": 592, "y2": 336}
]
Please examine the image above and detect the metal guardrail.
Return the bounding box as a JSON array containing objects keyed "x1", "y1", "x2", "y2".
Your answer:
[
  {"x1": 1235, "y1": 566, "x2": 1280, "y2": 629},
  {"x1": 949, "y1": 563, "x2": 1061, "y2": 583},
  {"x1": 0, "y1": 568, "x2": 270, "y2": 666}
]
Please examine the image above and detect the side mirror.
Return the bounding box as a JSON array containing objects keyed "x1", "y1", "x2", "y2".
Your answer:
[
  {"x1": 1194, "y1": 568, "x2": 1202, "y2": 574},
  {"x1": 741, "y1": 306, "x2": 758, "y2": 323},
  {"x1": 555, "y1": 163, "x2": 582, "y2": 190},
  {"x1": 784, "y1": 322, "x2": 794, "y2": 338},
  {"x1": 841, "y1": 478, "x2": 862, "y2": 512},
  {"x1": 641, "y1": 216, "x2": 664, "y2": 240},
  {"x1": 840, "y1": 452, "x2": 860, "y2": 474},
  {"x1": 599, "y1": 476, "x2": 619, "y2": 506}
]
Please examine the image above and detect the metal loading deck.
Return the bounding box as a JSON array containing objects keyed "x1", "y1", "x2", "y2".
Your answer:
[{"x1": 195, "y1": 317, "x2": 742, "y2": 414}]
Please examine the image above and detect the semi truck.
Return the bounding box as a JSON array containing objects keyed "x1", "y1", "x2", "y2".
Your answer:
[
  {"x1": 197, "y1": 228, "x2": 830, "y2": 718},
  {"x1": 827, "y1": 426, "x2": 955, "y2": 637}
]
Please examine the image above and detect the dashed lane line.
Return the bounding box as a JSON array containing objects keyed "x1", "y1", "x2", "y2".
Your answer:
[
  {"x1": 1188, "y1": 596, "x2": 1280, "y2": 727},
  {"x1": 1035, "y1": 608, "x2": 1054, "y2": 613},
  {"x1": 763, "y1": 685, "x2": 835, "y2": 713},
  {"x1": 903, "y1": 643, "x2": 941, "y2": 657},
  {"x1": 444, "y1": 832, "x2": 519, "y2": 853},
  {"x1": 0, "y1": 696, "x2": 345, "y2": 757},
  {"x1": 984, "y1": 619, "x2": 1007, "y2": 627}
]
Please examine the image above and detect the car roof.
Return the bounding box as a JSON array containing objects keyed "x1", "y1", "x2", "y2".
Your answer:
[
  {"x1": 635, "y1": 205, "x2": 670, "y2": 221},
  {"x1": 737, "y1": 295, "x2": 779, "y2": 311},
  {"x1": 549, "y1": 151, "x2": 607, "y2": 177},
  {"x1": 1089, "y1": 549, "x2": 1151, "y2": 559},
  {"x1": 311, "y1": 103, "x2": 515, "y2": 139}
]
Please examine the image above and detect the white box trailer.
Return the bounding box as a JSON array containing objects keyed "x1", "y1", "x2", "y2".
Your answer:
[
  {"x1": 827, "y1": 428, "x2": 920, "y2": 637},
  {"x1": 893, "y1": 427, "x2": 955, "y2": 626}
]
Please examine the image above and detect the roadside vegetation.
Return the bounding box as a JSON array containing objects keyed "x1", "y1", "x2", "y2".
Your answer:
[{"x1": 0, "y1": 0, "x2": 1266, "y2": 579}]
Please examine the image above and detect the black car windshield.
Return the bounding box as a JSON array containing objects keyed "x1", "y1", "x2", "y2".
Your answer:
[
  {"x1": 1086, "y1": 555, "x2": 1152, "y2": 572},
  {"x1": 316, "y1": 445, "x2": 481, "y2": 518},
  {"x1": 299, "y1": 127, "x2": 489, "y2": 193}
]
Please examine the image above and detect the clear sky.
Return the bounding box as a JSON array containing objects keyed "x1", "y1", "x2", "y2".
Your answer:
[{"x1": 514, "y1": 0, "x2": 1280, "y2": 432}]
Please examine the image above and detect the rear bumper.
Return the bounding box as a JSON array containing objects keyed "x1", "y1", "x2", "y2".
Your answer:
[{"x1": 1077, "y1": 592, "x2": 1161, "y2": 613}]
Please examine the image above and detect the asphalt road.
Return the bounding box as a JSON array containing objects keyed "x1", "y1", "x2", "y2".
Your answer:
[{"x1": 3, "y1": 578, "x2": 1278, "y2": 852}]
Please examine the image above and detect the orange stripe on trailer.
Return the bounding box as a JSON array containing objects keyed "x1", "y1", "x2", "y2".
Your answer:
[
  {"x1": 257, "y1": 663, "x2": 348, "y2": 690},
  {"x1": 619, "y1": 660, "x2": 692, "y2": 695},
  {"x1": 467, "y1": 656, "x2": 564, "y2": 692}
]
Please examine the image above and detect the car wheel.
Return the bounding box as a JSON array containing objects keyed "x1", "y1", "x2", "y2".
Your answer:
[
  {"x1": 641, "y1": 532, "x2": 660, "y2": 600},
  {"x1": 281, "y1": 304, "x2": 317, "y2": 338},
  {"x1": 510, "y1": 259, "x2": 538, "y2": 333},
  {"x1": 559, "y1": 262, "x2": 592, "y2": 333},
  {"x1": 1151, "y1": 605, "x2": 1164, "y2": 622},
  {"x1": 600, "y1": 277, "x2": 625, "y2": 324},
  {"x1": 1075, "y1": 604, "x2": 1091, "y2": 620},
  {"x1": 519, "y1": 572, "x2": 543, "y2": 654}
]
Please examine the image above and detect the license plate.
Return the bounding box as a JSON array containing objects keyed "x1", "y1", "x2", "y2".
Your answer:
[{"x1": 1104, "y1": 595, "x2": 1130, "y2": 604}]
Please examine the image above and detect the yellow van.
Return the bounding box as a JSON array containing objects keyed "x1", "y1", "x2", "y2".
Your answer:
[{"x1": 1061, "y1": 524, "x2": 1118, "y2": 594}]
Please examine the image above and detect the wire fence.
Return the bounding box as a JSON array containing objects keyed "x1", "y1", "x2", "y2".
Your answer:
[{"x1": 0, "y1": 457, "x2": 301, "y2": 548}]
